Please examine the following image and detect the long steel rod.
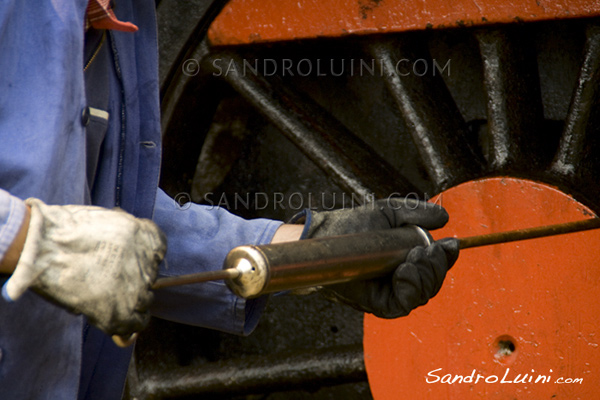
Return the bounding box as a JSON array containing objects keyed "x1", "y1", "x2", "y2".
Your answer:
[
  {"x1": 153, "y1": 268, "x2": 240, "y2": 290},
  {"x1": 152, "y1": 218, "x2": 600, "y2": 290},
  {"x1": 458, "y1": 217, "x2": 600, "y2": 249}
]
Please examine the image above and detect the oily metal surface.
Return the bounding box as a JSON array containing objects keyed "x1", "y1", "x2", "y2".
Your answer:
[
  {"x1": 208, "y1": 0, "x2": 600, "y2": 45},
  {"x1": 475, "y1": 26, "x2": 546, "y2": 172},
  {"x1": 364, "y1": 177, "x2": 600, "y2": 399},
  {"x1": 130, "y1": 342, "x2": 366, "y2": 398},
  {"x1": 367, "y1": 37, "x2": 484, "y2": 191}
]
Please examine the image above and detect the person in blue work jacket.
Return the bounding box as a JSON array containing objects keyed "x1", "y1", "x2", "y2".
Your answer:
[{"x1": 0, "y1": 1, "x2": 459, "y2": 399}]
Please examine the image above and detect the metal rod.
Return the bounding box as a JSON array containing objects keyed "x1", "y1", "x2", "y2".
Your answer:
[
  {"x1": 458, "y1": 218, "x2": 600, "y2": 249},
  {"x1": 225, "y1": 225, "x2": 432, "y2": 298},
  {"x1": 153, "y1": 268, "x2": 240, "y2": 290},
  {"x1": 151, "y1": 218, "x2": 600, "y2": 292}
]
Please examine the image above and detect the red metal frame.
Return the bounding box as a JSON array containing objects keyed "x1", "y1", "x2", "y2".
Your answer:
[{"x1": 209, "y1": 0, "x2": 600, "y2": 45}]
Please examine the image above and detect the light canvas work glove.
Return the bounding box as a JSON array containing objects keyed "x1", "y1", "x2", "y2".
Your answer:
[
  {"x1": 2, "y1": 198, "x2": 167, "y2": 336},
  {"x1": 296, "y1": 198, "x2": 459, "y2": 318}
]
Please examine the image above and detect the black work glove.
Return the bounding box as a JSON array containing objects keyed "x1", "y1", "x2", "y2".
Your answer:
[{"x1": 293, "y1": 198, "x2": 459, "y2": 318}]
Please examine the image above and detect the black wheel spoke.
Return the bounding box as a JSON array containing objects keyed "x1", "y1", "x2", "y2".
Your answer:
[
  {"x1": 368, "y1": 38, "x2": 483, "y2": 193},
  {"x1": 206, "y1": 51, "x2": 418, "y2": 200},
  {"x1": 475, "y1": 28, "x2": 545, "y2": 172},
  {"x1": 550, "y1": 24, "x2": 600, "y2": 179}
]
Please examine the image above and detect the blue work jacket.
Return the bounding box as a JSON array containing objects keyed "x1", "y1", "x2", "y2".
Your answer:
[{"x1": 0, "y1": 1, "x2": 281, "y2": 398}]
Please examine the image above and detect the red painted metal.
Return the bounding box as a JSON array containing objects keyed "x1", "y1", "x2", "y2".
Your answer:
[
  {"x1": 364, "y1": 177, "x2": 600, "y2": 399},
  {"x1": 208, "y1": 0, "x2": 600, "y2": 45}
]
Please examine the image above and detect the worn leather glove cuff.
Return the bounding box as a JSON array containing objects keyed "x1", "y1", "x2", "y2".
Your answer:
[{"x1": 4, "y1": 198, "x2": 49, "y2": 301}]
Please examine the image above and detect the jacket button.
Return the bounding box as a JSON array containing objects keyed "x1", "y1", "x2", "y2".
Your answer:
[{"x1": 81, "y1": 107, "x2": 90, "y2": 126}]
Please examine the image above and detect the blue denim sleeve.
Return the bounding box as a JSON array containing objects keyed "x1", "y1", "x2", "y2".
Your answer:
[
  {"x1": 151, "y1": 189, "x2": 283, "y2": 335},
  {"x1": 0, "y1": 189, "x2": 26, "y2": 271}
]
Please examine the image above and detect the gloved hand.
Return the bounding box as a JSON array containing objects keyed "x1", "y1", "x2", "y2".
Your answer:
[
  {"x1": 295, "y1": 198, "x2": 459, "y2": 318},
  {"x1": 2, "y1": 198, "x2": 167, "y2": 336}
]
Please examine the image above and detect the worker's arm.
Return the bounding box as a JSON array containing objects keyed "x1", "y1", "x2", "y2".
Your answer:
[
  {"x1": 270, "y1": 224, "x2": 303, "y2": 243},
  {"x1": 150, "y1": 188, "x2": 283, "y2": 336}
]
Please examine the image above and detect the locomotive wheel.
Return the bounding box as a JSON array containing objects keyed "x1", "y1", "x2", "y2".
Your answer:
[
  {"x1": 364, "y1": 177, "x2": 600, "y2": 399},
  {"x1": 130, "y1": 1, "x2": 600, "y2": 398}
]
